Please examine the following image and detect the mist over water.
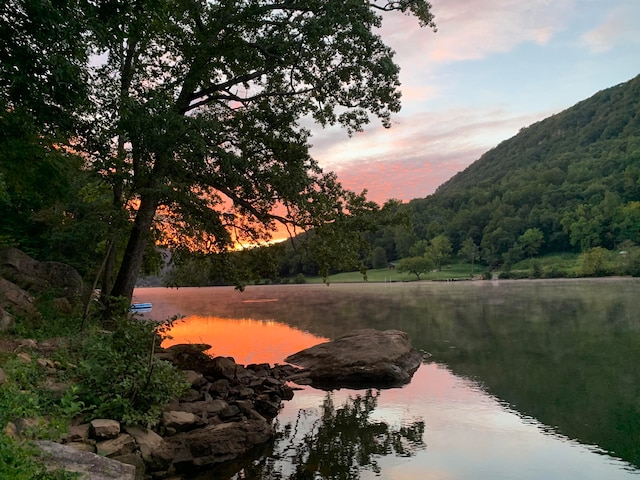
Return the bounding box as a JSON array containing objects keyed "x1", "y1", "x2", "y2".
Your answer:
[{"x1": 137, "y1": 278, "x2": 640, "y2": 479}]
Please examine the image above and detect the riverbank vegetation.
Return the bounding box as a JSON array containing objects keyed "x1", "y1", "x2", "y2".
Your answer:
[{"x1": 0, "y1": 300, "x2": 188, "y2": 478}]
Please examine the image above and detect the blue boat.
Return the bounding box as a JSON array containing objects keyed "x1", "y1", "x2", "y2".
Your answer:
[{"x1": 130, "y1": 302, "x2": 152, "y2": 312}]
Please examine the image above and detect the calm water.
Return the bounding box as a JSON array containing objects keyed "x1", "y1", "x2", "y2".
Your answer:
[{"x1": 136, "y1": 278, "x2": 640, "y2": 479}]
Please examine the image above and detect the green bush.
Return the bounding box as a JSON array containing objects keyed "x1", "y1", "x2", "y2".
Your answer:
[
  {"x1": 75, "y1": 316, "x2": 189, "y2": 427},
  {"x1": 578, "y1": 247, "x2": 611, "y2": 277},
  {"x1": 543, "y1": 266, "x2": 569, "y2": 278},
  {"x1": 0, "y1": 357, "x2": 56, "y2": 428},
  {"x1": 531, "y1": 260, "x2": 542, "y2": 278},
  {"x1": 626, "y1": 249, "x2": 640, "y2": 277},
  {"x1": 12, "y1": 291, "x2": 83, "y2": 340}
]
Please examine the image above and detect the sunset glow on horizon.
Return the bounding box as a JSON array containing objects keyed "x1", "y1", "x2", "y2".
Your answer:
[{"x1": 162, "y1": 315, "x2": 328, "y2": 365}]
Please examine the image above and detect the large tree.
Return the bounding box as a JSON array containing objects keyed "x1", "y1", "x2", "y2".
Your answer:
[
  {"x1": 81, "y1": 0, "x2": 435, "y2": 305},
  {"x1": 0, "y1": 0, "x2": 107, "y2": 272}
]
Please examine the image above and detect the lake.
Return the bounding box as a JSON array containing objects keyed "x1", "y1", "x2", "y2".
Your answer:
[{"x1": 135, "y1": 278, "x2": 640, "y2": 479}]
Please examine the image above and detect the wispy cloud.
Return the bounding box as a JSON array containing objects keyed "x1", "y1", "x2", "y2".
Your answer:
[
  {"x1": 580, "y1": 3, "x2": 640, "y2": 53},
  {"x1": 381, "y1": 0, "x2": 575, "y2": 65}
]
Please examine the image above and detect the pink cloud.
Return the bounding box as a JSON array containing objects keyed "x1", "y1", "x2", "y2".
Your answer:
[
  {"x1": 311, "y1": 107, "x2": 550, "y2": 203},
  {"x1": 334, "y1": 150, "x2": 481, "y2": 203}
]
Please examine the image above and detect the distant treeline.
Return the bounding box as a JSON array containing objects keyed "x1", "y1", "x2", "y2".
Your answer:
[{"x1": 273, "y1": 74, "x2": 640, "y2": 278}]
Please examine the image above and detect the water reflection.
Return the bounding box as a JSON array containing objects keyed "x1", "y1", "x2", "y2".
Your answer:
[
  {"x1": 162, "y1": 315, "x2": 326, "y2": 365},
  {"x1": 224, "y1": 390, "x2": 425, "y2": 480},
  {"x1": 287, "y1": 390, "x2": 425, "y2": 479},
  {"x1": 137, "y1": 279, "x2": 640, "y2": 477}
]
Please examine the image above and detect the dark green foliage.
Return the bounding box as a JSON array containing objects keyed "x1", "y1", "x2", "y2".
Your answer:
[
  {"x1": 75, "y1": 317, "x2": 189, "y2": 426},
  {"x1": 362, "y1": 75, "x2": 640, "y2": 267},
  {"x1": 1, "y1": 0, "x2": 437, "y2": 304},
  {"x1": 578, "y1": 247, "x2": 612, "y2": 277},
  {"x1": 396, "y1": 256, "x2": 434, "y2": 280},
  {"x1": 371, "y1": 246, "x2": 389, "y2": 269},
  {"x1": 0, "y1": 357, "x2": 55, "y2": 428}
]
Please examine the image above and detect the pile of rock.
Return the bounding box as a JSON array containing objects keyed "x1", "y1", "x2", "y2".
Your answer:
[{"x1": 35, "y1": 343, "x2": 300, "y2": 479}]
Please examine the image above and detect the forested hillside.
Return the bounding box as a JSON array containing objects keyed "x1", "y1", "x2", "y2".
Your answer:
[
  {"x1": 173, "y1": 74, "x2": 640, "y2": 283},
  {"x1": 372, "y1": 74, "x2": 640, "y2": 268}
]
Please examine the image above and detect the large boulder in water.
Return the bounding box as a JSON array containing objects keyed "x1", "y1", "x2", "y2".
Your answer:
[{"x1": 285, "y1": 329, "x2": 423, "y2": 390}]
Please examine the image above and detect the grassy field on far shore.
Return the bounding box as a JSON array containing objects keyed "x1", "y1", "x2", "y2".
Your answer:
[{"x1": 303, "y1": 263, "x2": 480, "y2": 284}]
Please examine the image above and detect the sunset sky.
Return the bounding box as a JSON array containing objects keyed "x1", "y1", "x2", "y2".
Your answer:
[{"x1": 309, "y1": 0, "x2": 640, "y2": 204}]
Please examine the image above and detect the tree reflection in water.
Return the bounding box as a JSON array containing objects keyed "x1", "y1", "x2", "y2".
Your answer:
[
  {"x1": 225, "y1": 389, "x2": 425, "y2": 479},
  {"x1": 289, "y1": 389, "x2": 425, "y2": 479}
]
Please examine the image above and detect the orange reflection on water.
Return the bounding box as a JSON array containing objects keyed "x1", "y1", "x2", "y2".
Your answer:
[{"x1": 162, "y1": 315, "x2": 327, "y2": 366}]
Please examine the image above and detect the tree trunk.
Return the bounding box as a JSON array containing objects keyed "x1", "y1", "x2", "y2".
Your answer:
[
  {"x1": 100, "y1": 240, "x2": 117, "y2": 298},
  {"x1": 110, "y1": 193, "x2": 159, "y2": 303}
]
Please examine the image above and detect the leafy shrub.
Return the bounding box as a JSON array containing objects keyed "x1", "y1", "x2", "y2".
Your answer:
[
  {"x1": 76, "y1": 316, "x2": 189, "y2": 427},
  {"x1": 498, "y1": 270, "x2": 528, "y2": 280},
  {"x1": 543, "y1": 266, "x2": 569, "y2": 278},
  {"x1": 0, "y1": 357, "x2": 56, "y2": 428},
  {"x1": 625, "y1": 249, "x2": 640, "y2": 277},
  {"x1": 12, "y1": 290, "x2": 82, "y2": 340},
  {"x1": 531, "y1": 260, "x2": 543, "y2": 278},
  {"x1": 578, "y1": 247, "x2": 611, "y2": 277}
]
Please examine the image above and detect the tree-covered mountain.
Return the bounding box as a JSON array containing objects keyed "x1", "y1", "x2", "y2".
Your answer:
[
  {"x1": 378, "y1": 74, "x2": 640, "y2": 267},
  {"x1": 184, "y1": 74, "x2": 640, "y2": 284}
]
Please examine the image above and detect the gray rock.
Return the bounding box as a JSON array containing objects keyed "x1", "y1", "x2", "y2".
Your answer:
[
  {"x1": 90, "y1": 419, "x2": 121, "y2": 440},
  {"x1": 285, "y1": 329, "x2": 423, "y2": 389},
  {"x1": 110, "y1": 453, "x2": 146, "y2": 480},
  {"x1": 66, "y1": 442, "x2": 96, "y2": 453},
  {"x1": 208, "y1": 378, "x2": 230, "y2": 397},
  {"x1": 124, "y1": 426, "x2": 172, "y2": 472},
  {"x1": 0, "y1": 277, "x2": 39, "y2": 327},
  {"x1": 35, "y1": 440, "x2": 135, "y2": 480},
  {"x1": 179, "y1": 388, "x2": 202, "y2": 402},
  {"x1": 65, "y1": 424, "x2": 91, "y2": 443},
  {"x1": 209, "y1": 356, "x2": 240, "y2": 381},
  {"x1": 0, "y1": 247, "x2": 83, "y2": 301},
  {"x1": 166, "y1": 418, "x2": 273, "y2": 472},
  {"x1": 176, "y1": 399, "x2": 228, "y2": 416},
  {"x1": 162, "y1": 410, "x2": 199, "y2": 432},
  {"x1": 0, "y1": 306, "x2": 12, "y2": 331},
  {"x1": 96, "y1": 433, "x2": 136, "y2": 457},
  {"x1": 183, "y1": 369, "x2": 206, "y2": 388},
  {"x1": 230, "y1": 386, "x2": 255, "y2": 399},
  {"x1": 17, "y1": 338, "x2": 38, "y2": 350},
  {"x1": 254, "y1": 396, "x2": 280, "y2": 418},
  {"x1": 219, "y1": 405, "x2": 240, "y2": 420}
]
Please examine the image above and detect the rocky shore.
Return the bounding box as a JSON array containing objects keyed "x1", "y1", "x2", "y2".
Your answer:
[
  {"x1": 12, "y1": 329, "x2": 425, "y2": 479},
  {"x1": 18, "y1": 342, "x2": 302, "y2": 479}
]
